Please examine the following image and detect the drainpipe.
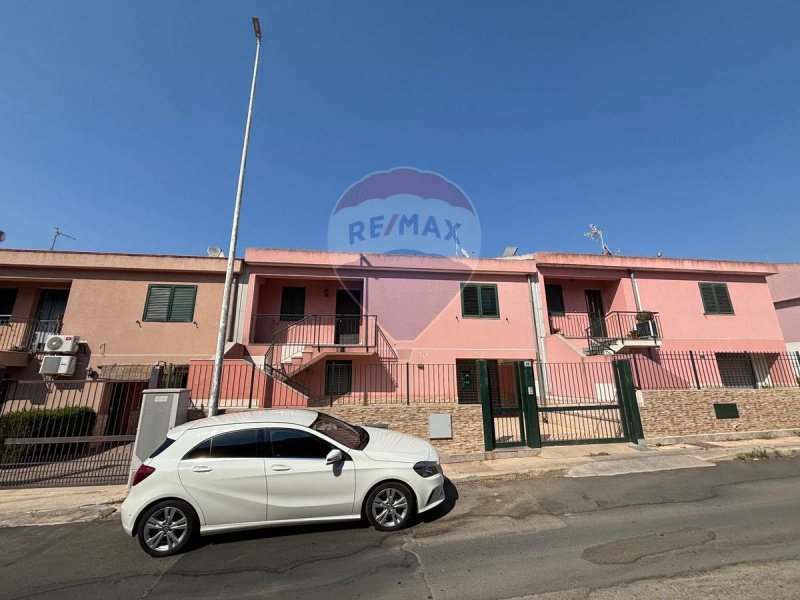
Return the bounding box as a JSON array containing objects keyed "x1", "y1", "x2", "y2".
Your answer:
[
  {"x1": 527, "y1": 273, "x2": 549, "y2": 401},
  {"x1": 629, "y1": 270, "x2": 642, "y2": 311},
  {"x1": 225, "y1": 274, "x2": 239, "y2": 343}
]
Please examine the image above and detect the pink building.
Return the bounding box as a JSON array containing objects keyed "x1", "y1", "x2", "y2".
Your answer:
[
  {"x1": 531, "y1": 252, "x2": 791, "y2": 389},
  {"x1": 223, "y1": 248, "x2": 537, "y2": 407},
  {"x1": 768, "y1": 263, "x2": 800, "y2": 356}
]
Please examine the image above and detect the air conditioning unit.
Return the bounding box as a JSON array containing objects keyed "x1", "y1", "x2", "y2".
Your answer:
[
  {"x1": 39, "y1": 355, "x2": 77, "y2": 377},
  {"x1": 43, "y1": 334, "x2": 80, "y2": 354}
]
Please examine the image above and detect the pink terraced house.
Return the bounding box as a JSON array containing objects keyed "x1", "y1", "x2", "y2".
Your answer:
[
  {"x1": 529, "y1": 252, "x2": 792, "y2": 390},
  {"x1": 204, "y1": 248, "x2": 538, "y2": 408}
]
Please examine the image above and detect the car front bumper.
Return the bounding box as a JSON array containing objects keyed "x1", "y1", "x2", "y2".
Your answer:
[{"x1": 417, "y1": 473, "x2": 446, "y2": 513}]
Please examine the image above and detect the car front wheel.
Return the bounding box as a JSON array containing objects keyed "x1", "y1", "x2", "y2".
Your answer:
[
  {"x1": 137, "y1": 500, "x2": 196, "y2": 557},
  {"x1": 366, "y1": 482, "x2": 415, "y2": 531}
]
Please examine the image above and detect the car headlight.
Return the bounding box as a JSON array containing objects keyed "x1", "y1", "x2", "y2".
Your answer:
[{"x1": 413, "y1": 461, "x2": 441, "y2": 478}]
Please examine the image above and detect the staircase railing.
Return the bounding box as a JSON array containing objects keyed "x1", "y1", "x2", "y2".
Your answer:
[{"x1": 584, "y1": 311, "x2": 661, "y2": 355}]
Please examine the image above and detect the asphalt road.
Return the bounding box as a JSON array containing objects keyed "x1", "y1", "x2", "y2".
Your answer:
[{"x1": 2, "y1": 457, "x2": 800, "y2": 600}]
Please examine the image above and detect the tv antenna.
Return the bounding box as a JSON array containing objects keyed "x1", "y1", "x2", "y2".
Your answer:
[
  {"x1": 51, "y1": 228, "x2": 77, "y2": 250},
  {"x1": 206, "y1": 246, "x2": 224, "y2": 258},
  {"x1": 584, "y1": 224, "x2": 620, "y2": 256}
]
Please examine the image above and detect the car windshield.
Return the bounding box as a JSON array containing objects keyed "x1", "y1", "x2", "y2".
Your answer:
[{"x1": 311, "y1": 413, "x2": 369, "y2": 450}]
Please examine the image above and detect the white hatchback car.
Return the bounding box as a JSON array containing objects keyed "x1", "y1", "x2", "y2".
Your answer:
[{"x1": 122, "y1": 409, "x2": 445, "y2": 557}]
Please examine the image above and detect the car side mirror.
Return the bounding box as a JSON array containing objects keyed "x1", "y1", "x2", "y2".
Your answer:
[{"x1": 325, "y1": 449, "x2": 343, "y2": 465}]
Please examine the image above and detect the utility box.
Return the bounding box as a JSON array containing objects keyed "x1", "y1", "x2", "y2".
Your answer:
[
  {"x1": 129, "y1": 389, "x2": 192, "y2": 487},
  {"x1": 429, "y1": 413, "x2": 453, "y2": 440}
]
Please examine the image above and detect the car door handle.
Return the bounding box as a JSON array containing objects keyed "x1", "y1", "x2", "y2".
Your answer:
[
  {"x1": 191, "y1": 465, "x2": 213, "y2": 473},
  {"x1": 271, "y1": 464, "x2": 291, "y2": 472}
]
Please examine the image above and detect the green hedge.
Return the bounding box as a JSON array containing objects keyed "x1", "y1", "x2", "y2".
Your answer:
[{"x1": 0, "y1": 406, "x2": 97, "y2": 464}]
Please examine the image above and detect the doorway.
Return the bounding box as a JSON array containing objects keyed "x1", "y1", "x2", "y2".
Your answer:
[
  {"x1": 335, "y1": 290, "x2": 362, "y2": 345},
  {"x1": 584, "y1": 290, "x2": 607, "y2": 338}
]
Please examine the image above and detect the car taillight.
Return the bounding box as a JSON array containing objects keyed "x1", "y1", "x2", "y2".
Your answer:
[{"x1": 132, "y1": 464, "x2": 155, "y2": 486}]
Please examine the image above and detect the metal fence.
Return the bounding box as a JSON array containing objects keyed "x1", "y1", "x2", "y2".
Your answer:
[
  {"x1": 628, "y1": 351, "x2": 800, "y2": 390},
  {"x1": 0, "y1": 378, "x2": 147, "y2": 488}
]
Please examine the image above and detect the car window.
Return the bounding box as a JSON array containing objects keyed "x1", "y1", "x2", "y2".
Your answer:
[
  {"x1": 149, "y1": 437, "x2": 176, "y2": 459},
  {"x1": 311, "y1": 413, "x2": 363, "y2": 449},
  {"x1": 182, "y1": 429, "x2": 260, "y2": 460},
  {"x1": 267, "y1": 428, "x2": 331, "y2": 459}
]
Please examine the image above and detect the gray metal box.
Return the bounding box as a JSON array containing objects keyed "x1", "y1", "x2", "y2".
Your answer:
[
  {"x1": 128, "y1": 389, "x2": 192, "y2": 486},
  {"x1": 428, "y1": 413, "x2": 452, "y2": 440}
]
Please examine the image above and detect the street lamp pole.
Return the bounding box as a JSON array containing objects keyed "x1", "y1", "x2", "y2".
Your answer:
[{"x1": 208, "y1": 17, "x2": 262, "y2": 416}]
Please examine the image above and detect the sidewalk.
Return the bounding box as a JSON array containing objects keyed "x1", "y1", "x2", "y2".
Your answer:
[
  {"x1": 1, "y1": 435, "x2": 798, "y2": 528},
  {"x1": 443, "y1": 434, "x2": 800, "y2": 481}
]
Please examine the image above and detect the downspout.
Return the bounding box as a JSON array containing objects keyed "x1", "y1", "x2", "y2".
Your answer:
[
  {"x1": 225, "y1": 273, "x2": 239, "y2": 343},
  {"x1": 527, "y1": 272, "x2": 549, "y2": 402},
  {"x1": 629, "y1": 270, "x2": 642, "y2": 311}
]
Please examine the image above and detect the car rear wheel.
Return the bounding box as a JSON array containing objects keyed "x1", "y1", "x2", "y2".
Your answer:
[
  {"x1": 137, "y1": 500, "x2": 196, "y2": 557},
  {"x1": 366, "y1": 482, "x2": 415, "y2": 531}
]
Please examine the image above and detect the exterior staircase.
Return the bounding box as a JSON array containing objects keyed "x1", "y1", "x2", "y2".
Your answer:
[{"x1": 584, "y1": 311, "x2": 662, "y2": 356}]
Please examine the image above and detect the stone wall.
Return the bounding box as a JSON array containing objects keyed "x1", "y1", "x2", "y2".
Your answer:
[
  {"x1": 323, "y1": 404, "x2": 485, "y2": 457},
  {"x1": 640, "y1": 388, "x2": 800, "y2": 438}
]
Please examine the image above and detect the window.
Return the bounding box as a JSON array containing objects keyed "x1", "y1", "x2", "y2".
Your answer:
[
  {"x1": 143, "y1": 285, "x2": 197, "y2": 322},
  {"x1": 325, "y1": 360, "x2": 352, "y2": 396},
  {"x1": 461, "y1": 284, "x2": 500, "y2": 318},
  {"x1": 279, "y1": 287, "x2": 306, "y2": 321},
  {"x1": 182, "y1": 429, "x2": 260, "y2": 460},
  {"x1": 267, "y1": 428, "x2": 332, "y2": 459},
  {"x1": 0, "y1": 288, "x2": 18, "y2": 317},
  {"x1": 149, "y1": 437, "x2": 176, "y2": 459},
  {"x1": 715, "y1": 353, "x2": 755, "y2": 388},
  {"x1": 545, "y1": 284, "x2": 565, "y2": 315},
  {"x1": 312, "y1": 412, "x2": 364, "y2": 449},
  {"x1": 699, "y1": 283, "x2": 733, "y2": 315}
]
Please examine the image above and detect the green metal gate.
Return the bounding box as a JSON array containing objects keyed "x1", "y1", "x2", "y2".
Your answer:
[
  {"x1": 531, "y1": 359, "x2": 642, "y2": 446},
  {"x1": 479, "y1": 360, "x2": 538, "y2": 451}
]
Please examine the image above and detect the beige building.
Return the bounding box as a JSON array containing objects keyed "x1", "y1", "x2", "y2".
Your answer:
[{"x1": 0, "y1": 249, "x2": 242, "y2": 382}]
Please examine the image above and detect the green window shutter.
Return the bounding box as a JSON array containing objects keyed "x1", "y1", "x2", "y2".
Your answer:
[
  {"x1": 479, "y1": 285, "x2": 499, "y2": 317},
  {"x1": 462, "y1": 285, "x2": 480, "y2": 317},
  {"x1": 169, "y1": 286, "x2": 197, "y2": 322},
  {"x1": 700, "y1": 282, "x2": 733, "y2": 315},
  {"x1": 279, "y1": 287, "x2": 306, "y2": 321},
  {"x1": 143, "y1": 286, "x2": 172, "y2": 321},
  {"x1": 713, "y1": 284, "x2": 733, "y2": 314},
  {"x1": 325, "y1": 361, "x2": 352, "y2": 396}
]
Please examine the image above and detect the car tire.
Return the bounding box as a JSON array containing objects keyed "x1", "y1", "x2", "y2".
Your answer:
[
  {"x1": 365, "y1": 482, "x2": 415, "y2": 532},
  {"x1": 137, "y1": 500, "x2": 197, "y2": 558}
]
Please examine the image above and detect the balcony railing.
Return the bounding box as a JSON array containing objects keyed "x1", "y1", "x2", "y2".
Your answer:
[
  {"x1": 0, "y1": 316, "x2": 62, "y2": 353},
  {"x1": 585, "y1": 311, "x2": 661, "y2": 354},
  {"x1": 548, "y1": 312, "x2": 592, "y2": 338}
]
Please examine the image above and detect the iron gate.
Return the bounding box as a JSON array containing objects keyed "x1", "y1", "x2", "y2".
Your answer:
[
  {"x1": 0, "y1": 379, "x2": 146, "y2": 487},
  {"x1": 534, "y1": 360, "x2": 641, "y2": 446},
  {"x1": 479, "y1": 360, "x2": 537, "y2": 450}
]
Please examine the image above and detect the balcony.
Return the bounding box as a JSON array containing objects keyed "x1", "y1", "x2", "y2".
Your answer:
[
  {"x1": 0, "y1": 316, "x2": 62, "y2": 367},
  {"x1": 585, "y1": 311, "x2": 662, "y2": 355}
]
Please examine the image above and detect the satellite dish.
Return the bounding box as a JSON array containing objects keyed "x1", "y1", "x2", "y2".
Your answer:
[
  {"x1": 460, "y1": 248, "x2": 471, "y2": 258},
  {"x1": 207, "y1": 246, "x2": 224, "y2": 258}
]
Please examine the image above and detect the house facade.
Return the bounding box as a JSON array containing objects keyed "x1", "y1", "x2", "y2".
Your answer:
[
  {"x1": 768, "y1": 263, "x2": 800, "y2": 356},
  {"x1": 530, "y1": 252, "x2": 790, "y2": 390},
  {"x1": 0, "y1": 249, "x2": 241, "y2": 382}
]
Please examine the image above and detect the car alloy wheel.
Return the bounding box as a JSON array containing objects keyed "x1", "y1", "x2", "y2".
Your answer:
[
  {"x1": 367, "y1": 483, "x2": 414, "y2": 531},
  {"x1": 137, "y1": 500, "x2": 195, "y2": 557}
]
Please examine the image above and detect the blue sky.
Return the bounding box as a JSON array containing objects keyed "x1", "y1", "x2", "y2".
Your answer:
[{"x1": 1, "y1": 1, "x2": 799, "y2": 261}]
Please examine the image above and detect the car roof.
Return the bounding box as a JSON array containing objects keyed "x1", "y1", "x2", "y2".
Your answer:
[{"x1": 169, "y1": 408, "x2": 319, "y2": 437}]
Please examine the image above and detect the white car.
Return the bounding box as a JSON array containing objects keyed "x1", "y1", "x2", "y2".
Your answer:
[{"x1": 121, "y1": 409, "x2": 445, "y2": 557}]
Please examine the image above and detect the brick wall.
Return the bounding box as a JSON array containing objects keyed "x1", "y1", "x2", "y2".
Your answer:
[
  {"x1": 640, "y1": 388, "x2": 800, "y2": 438},
  {"x1": 323, "y1": 404, "x2": 485, "y2": 457}
]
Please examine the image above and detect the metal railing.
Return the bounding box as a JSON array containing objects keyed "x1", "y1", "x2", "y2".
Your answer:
[
  {"x1": 0, "y1": 316, "x2": 63, "y2": 353},
  {"x1": 548, "y1": 312, "x2": 592, "y2": 338},
  {"x1": 625, "y1": 350, "x2": 800, "y2": 390},
  {"x1": 585, "y1": 311, "x2": 661, "y2": 355}
]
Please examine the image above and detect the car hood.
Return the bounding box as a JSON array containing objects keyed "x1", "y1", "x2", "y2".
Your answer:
[{"x1": 361, "y1": 427, "x2": 438, "y2": 464}]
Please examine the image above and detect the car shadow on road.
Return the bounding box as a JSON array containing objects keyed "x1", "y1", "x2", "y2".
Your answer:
[{"x1": 193, "y1": 478, "x2": 460, "y2": 550}]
